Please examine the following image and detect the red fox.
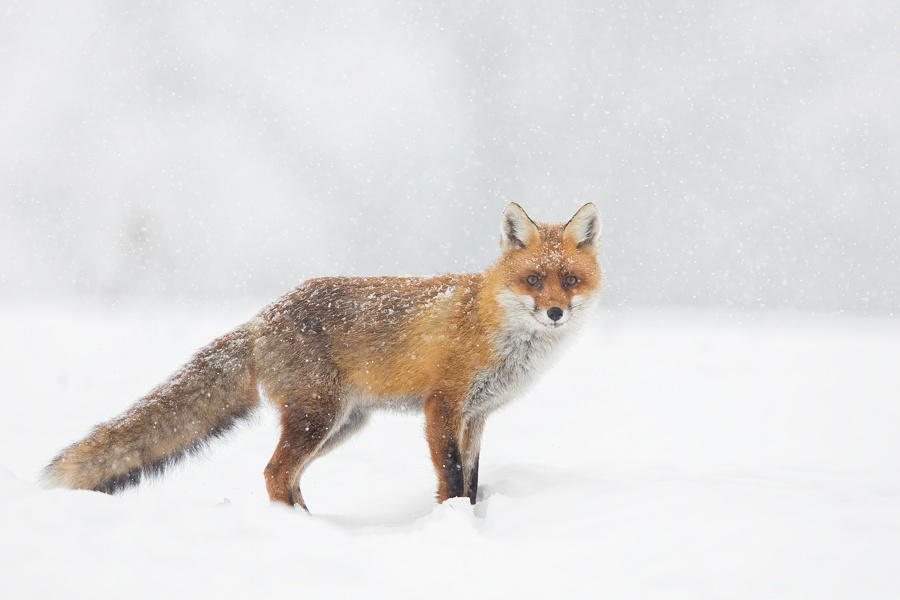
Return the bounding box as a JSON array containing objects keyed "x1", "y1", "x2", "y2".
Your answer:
[{"x1": 43, "y1": 203, "x2": 602, "y2": 509}]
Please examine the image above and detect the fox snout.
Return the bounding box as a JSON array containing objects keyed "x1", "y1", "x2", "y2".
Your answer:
[{"x1": 534, "y1": 304, "x2": 570, "y2": 327}]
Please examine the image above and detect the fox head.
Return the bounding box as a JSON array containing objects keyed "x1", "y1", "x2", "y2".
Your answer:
[{"x1": 495, "y1": 202, "x2": 602, "y2": 331}]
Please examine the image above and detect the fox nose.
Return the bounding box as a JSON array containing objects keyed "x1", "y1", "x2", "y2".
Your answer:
[{"x1": 547, "y1": 307, "x2": 564, "y2": 322}]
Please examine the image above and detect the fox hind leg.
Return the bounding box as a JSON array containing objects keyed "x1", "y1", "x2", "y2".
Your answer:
[
  {"x1": 265, "y1": 393, "x2": 344, "y2": 510},
  {"x1": 313, "y1": 407, "x2": 369, "y2": 459}
]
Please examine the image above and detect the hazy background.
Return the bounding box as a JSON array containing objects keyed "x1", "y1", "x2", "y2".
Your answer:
[{"x1": 2, "y1": 0, "x2": 898, "y2": 313}]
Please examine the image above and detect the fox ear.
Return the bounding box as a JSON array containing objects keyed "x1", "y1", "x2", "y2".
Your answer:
[
  {"x1": 501, "y1": 203, "x2": 539, "y2": 252},
  {"x1": 563, "y1": 203, "x2": 602, "y2": 252}
]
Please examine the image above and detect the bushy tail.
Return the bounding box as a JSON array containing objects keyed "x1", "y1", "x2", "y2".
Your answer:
[{"x1": 42, "y1": 324, "x2": 260, "y2": 494}]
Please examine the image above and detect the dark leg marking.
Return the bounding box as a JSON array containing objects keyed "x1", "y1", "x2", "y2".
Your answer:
[
  {"x1": 443, "y1": 437, "x2": 465, "y2": 499},
  {"x1": 466, "y1": 455, "x2": 480, "y2": 505}
]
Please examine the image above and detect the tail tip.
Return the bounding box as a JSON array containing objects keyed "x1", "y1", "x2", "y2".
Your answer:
[{"x1": 40, "y1": 458, "x2": 69, "y2": 490}]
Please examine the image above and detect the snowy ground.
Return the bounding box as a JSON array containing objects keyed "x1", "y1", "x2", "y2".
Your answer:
[{"x1": 2, "y1": 304, "x2": 899, "y2": 598}]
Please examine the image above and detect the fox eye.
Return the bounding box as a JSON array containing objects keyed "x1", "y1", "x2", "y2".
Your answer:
[
  {"x1": 564, "y1": 275, "x2": 578, "y2": 287},
  {"x1": 526, "y1": 275, "x2": 541, "y2": 287}
]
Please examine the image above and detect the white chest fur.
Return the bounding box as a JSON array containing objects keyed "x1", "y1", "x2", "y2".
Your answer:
[{"x1": 463, "y1": 325, "x2": 569, "y2": 417}]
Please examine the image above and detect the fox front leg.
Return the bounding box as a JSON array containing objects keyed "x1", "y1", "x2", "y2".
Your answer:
[
  {"x1": 461, "y1": 415, "x2": 485, "y2": 504},
  {"x1": 423, "y1": 391, "x2": 467, "y2": 502}
]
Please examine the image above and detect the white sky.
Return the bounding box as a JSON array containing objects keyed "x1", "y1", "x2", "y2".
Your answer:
[{"x1": 2, "y1": 1, "x2": 898, "y2": 313}]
